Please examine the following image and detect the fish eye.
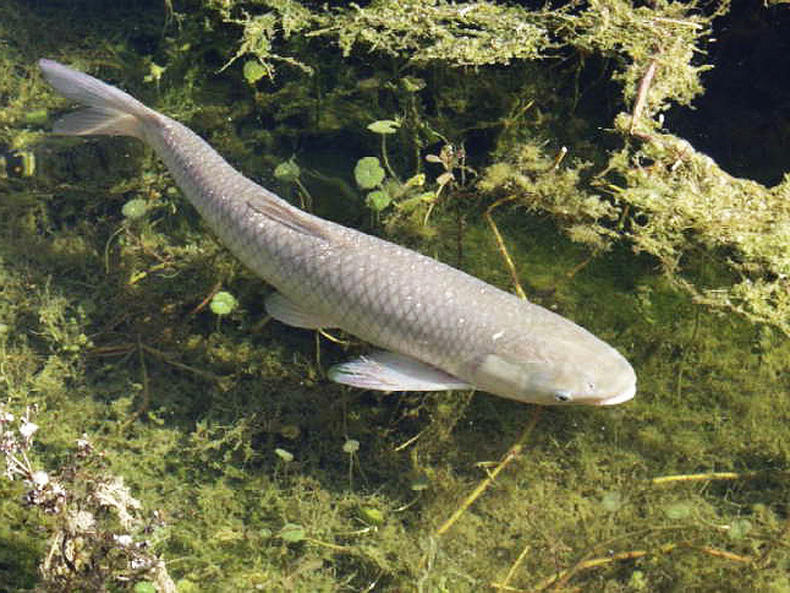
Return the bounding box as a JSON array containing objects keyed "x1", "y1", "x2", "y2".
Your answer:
[{"x1": 554, "y1": 391, "x2": 573, "y2": 403}]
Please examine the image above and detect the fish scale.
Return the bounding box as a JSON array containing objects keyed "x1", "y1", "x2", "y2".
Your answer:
[
  {"x1": 38, "y1": 58, "x2": 637, "y2": 406},
  {"x1": 150, "y1": 114, "x2": 482, "y2": 371}
]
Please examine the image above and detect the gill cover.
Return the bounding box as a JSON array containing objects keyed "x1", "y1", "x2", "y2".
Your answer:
[{"x1": 472, "y1": 353, "x2": 572, "y2": 404}]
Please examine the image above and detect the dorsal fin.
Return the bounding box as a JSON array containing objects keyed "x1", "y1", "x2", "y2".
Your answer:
[{"x1": 245, "y1": 195, "x2": 334, "y2": 242}]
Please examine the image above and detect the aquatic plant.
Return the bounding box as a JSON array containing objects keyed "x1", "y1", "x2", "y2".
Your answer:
[
  {"x1": 273, "y1": 158, "x2": 313, "y2": 209},
  {"x1": 209, "y1": 290, "x2": 238, "y2": 316},
  {"x1": 319, "y1": 0, "x2": 549, "y2": 67},
  {"x1": 351, "y1": 120, "x2": 474, "y2": 237},
  {"x1": 212, "y1": 0, "x2": 316, "y2": 79},
  {"x1": 354, "y1": 155, "x2": 386, "y2": 191},
  {"x1": 605, "y1": 128, "x2": 790, "y2": 334},
  {"x1": 353, "y1": 122, "x2": 413, "y2": 216}
]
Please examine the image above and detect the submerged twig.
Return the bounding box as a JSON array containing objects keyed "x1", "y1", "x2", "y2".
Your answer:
[
  {"x1": 549, "y1": 146, "x2": 568, "y2": 172},
  {"x1": 532, "y1": 541, "x2": 751, "y2": 592},
  {"x1": 491, "y1": 542, "x2": 532, "y2": 591},
  {"x1": 188, "y1": 281, "x2": 223, "y2": 315},
  {"x1": 435, "y1": 407, "x2": 541, "y2": 536},
  {"x1": 564, "y1": 253, "x2": 596, "y2": 280},
  {"x1": 91, "y1": 341, "x2": 226, "y2": 385},
  {"x1": 651, "y1": 471, "x2": 763, "y2": 485},
  {"x1": 484, "y1": 196, "x2": 528, "y2": 300},
  {"x1": 630, "y1": 58, "x2": 658, "y2": 135}
]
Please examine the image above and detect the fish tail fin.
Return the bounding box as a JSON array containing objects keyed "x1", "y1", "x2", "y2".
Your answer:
[{"x1": 38, "y1": 59, "x2": 155, "y2": 139}]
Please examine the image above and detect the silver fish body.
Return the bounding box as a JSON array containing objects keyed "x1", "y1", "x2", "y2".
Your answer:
[{"x1": 39, "y1": 58, "x2": 636, "y2": 406}]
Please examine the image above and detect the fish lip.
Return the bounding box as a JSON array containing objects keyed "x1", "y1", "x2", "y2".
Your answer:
[{"x1": 593, "y1": 383, "x2": 636, "y2": 406}]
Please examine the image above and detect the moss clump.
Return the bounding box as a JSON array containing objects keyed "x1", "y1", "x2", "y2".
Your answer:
[
  {"x1": 607, "y1": 129, "x2": 790, "y2": 334},
  {"x1": 324, "y1": 0, "x2": 549, "y2": 66},
  {"x1": 210, "y1": 0, "x2": 316, "y2": 79},
  {"x1": 478, "y1": 142, "x2": 620, "y2": 252},
  {"x1": 555, "y1": 0, "x2": 721, "y2": 117}
]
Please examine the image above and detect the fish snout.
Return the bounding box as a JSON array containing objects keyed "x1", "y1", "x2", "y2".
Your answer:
[{"x1": 591, "y1": 358, "x2": 637, "y2": 406}]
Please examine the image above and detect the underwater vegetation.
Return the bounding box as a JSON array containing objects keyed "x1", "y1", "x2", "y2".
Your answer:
[{"x1": 1, "y1": 0, "x2": 789, "y2": 592}]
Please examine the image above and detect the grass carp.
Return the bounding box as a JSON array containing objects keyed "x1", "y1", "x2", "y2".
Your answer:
[{"x1": 39, "y1": 58, "x2": 636, "y2": 406}]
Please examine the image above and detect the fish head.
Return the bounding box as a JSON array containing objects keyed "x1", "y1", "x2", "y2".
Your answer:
[{"x1": 469, "y1": 337, "x2": 636, "y2": 406}]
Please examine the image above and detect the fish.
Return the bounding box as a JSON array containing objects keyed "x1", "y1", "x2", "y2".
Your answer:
[{"x1": 38, "y1": 58, "x2": 637, "y2": 406}]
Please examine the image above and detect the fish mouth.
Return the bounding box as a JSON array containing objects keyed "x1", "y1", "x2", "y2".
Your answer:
[{"x1": 594, "y1": 382, "x2": 637, "y2": 406}]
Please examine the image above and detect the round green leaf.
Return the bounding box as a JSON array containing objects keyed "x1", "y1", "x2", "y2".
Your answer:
[
  {"x1": 274, "y1": 160, "x2": 301, "y2": 183},
  {"x1": 133, "y1": 582, "x2": 156, "y2": 593},
  {"x1": 601, "y1": 491, "x2": 623, "y2": 512},
  {"x1": 243, "y1": 60, "x2": 268, "y2": 84},
  {"x1": 275, "y1": 447, "x2": 294, "y2": 462},
  {"x1": 360, "y1": 506, "x2": 385, "y2": 525},
  {"x1": 210, "y1": 291, "x2": 238, "y2": 316},
  {"x1": 365, "y1": 190, "x2": 392, "y2": 212},
  {"x1": 367, "y1": 119, "x2": 400, "y2": 135},
  {"x1": 729, "y1": 518, "x2": 752, "y2": 540},
  {"x1": 354, "y1": 157, "x2": 385, "y2": 189},
  {"x1": 122, "y1": 198, "x2": 149, "y2": 220},
  {"x1": 664, "y1": 502, "x2": 692, "y2": 519},
  {"x1": 342, "y1": 439, "x2": 360, "y2": 454},
  {"x1": 176, "y1": 579, "x2": 200, "y2": 593},
  {"x1": 279, "y1": 523, "x2": 306, "y2": 543}
]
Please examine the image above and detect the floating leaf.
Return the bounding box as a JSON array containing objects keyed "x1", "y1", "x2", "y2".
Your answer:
[
  {"x1": 404, "y1": 173, "x2": 426, "y2": 188},
  {"x1": 360, "y1": 507, "x2": 385, "y2": 525},
  {"x1": 354, "y1": 156, "x2": 385, "y2": 189},
  {"x1": 243, "y1": 60, "x2": 268, "y2": 84},
  {"x1": 279, "y1": 523, "x2": 306, "y2": 543},
  {"x1": 274, "y1": 159, "x2": 300, "y2": 183},
  {"x1": 210, "y1": 291, "x2": 238, "y2": 316},
  {"x1": 664, "y1": 502, "x2": 692, "y2": 519},
  {"x1": 342, "y1": 439, "x2": 360, "y2": 454},
  {"x1": 275, "y1": 448, "x2": 294, "y2": 462},
  {"x1": 367, "y1": 119, "x2": 400, "y2": 135},
  {"x1": 410, "y1": 475, "x2": 430, "y2": 491},
  {"x1": 601, "y1": 491, "x2": 623, "y2": 513},
  {"x1": 728, "y1": 518, "x2": 752, "y2": 540},
  {"x1": 366, "y1": 190, "x2": 392, "y2": 212},
  {"x1": 122, "y1": 198, "x2": 149, "y2": 220},
  {"x1": 436, "y1": 171, "x2": 455, "y2": 186}
]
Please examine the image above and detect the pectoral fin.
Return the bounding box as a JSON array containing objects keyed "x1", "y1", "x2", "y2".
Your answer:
[
  {"x1": 265, "y1": 292, "x2": 336, "y2": 329},
  {"x1": 328, "y1": 351, "x2": 472, "y2": 392}
]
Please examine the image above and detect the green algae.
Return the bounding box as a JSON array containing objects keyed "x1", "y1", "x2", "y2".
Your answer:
[{"x1": 1, "y1": 0, "x2": 789, "y2": 591}]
